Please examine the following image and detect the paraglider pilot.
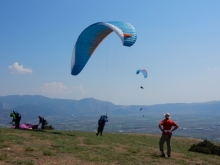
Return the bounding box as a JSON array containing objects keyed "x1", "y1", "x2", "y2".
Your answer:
[
  {"x1": 38, "y1": 116, "x2": 48, "y2": 129},
  {"x1": 96, "y1": 115, "x2": 108, "y2": 136},
  {"x1": 10, "y1": 110, "x2": 21, "y2": 129}
]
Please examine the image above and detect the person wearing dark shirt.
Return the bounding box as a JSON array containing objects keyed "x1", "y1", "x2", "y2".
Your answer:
[
  {"x1": 96, "y1": 115, "x2": 108, "y2": 136},
  {"x1": 38, "y1": 116, "x2": 48, "y2": 129}
]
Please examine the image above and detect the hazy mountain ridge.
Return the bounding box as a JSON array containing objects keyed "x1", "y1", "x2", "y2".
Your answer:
[
  {"x1": 0, "y1": 95, "x2": 119, "y2": 120},
  {"x1": 1, "y1": 95, "x2": 220, "y2": 118}
]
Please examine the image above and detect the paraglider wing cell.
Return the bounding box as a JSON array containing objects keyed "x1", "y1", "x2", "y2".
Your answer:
[
  {"x1": 71, "y1": 21, "x2": 137, "y2": 75},
  {"x1": 136, "y1": 70, "x2": 140, "y2": 74}
]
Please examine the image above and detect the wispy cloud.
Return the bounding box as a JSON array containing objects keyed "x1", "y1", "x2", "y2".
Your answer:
[
  {"x1": 8, "y1": 62, "x2": 33, "y2": 74},
  {"x1": 207, "y1": 67, "x2": 220, "y2": 73},
  {"x1": 41, "y1": 82, "x2": 85, "y2": 96}
]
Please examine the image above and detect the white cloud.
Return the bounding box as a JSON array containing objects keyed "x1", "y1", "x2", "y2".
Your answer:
[
  {"x1": 207, "y1": 67, "x2": 220, "y2": 72},
  {"x1": 8, "y1": 62, "x2": 33, "y2": 74},
  {"x1": 41, "y1": 82, "x2": 85, "y2": 97}
]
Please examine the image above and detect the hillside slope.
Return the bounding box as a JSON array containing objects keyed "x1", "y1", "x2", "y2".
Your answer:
[{"x1": 0, "y1": 128, "x2": 220, "y2": 165}]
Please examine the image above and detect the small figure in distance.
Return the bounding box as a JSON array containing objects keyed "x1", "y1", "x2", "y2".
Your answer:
[
  {"x1": 96, "y1": 115, "x2": 108, "y2": 136},
  {"x1": 38, "y1": 116, "x2": 48, "y2": 129},
  {"x1": 140, "y1": 86, "x2": 144, "y2": 89},
  {"x1": 158, "y1": 113, "x2": 179, "y2": 158},
  {"x1": 10, "y1": 110, "x2": 21, "y2": 129}
]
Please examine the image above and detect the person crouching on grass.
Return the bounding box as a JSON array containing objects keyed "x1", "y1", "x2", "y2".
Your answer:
[{"x1": 158, "y1": 113, "x2": 179, "y2": 157}]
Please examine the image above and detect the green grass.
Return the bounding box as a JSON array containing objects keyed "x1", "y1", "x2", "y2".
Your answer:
[
  {"x1": 0, "y1": 153, "x2": 7, "y2": 161},
  {"x1": 0, "y1": 127, "x2": 220, "y2": 165}
]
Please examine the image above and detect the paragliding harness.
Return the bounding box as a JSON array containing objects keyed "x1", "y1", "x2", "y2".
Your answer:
[
  {"x1": 11, "y1": 110, "x2": 21, "y2": 128},
  {"x1": 39, "y1": 116, "x2": 48, "y2": 125},
  {"x1": 42, "y1": 118, "x2": 48, "y2": 125},
  {"x1": 44, "y1": 119, "x2": 48, "y2": 125},
  {"x1": 13, "y1": 111, "x2": 21, "y2": 120},
  {"x1": 98, "y1": 115, "x2": 108, "y2": 125}
]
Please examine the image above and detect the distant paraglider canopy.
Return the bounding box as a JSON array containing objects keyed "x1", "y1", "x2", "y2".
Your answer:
[
  {"x1": 136, "y1": 69, "x2": 148, "y2": 78},
  {"x1": 140, "y1": 108, "x2": 147, "y2": 117},
  {"x1": 71, "y1": 21, "x2": 137, "y2": 75},
  {"x1": 137, "y1": 69, "x2": 147, "y2": 89},
  {"x1": 140, "y1": 107, "x2": 147, "y2": 111}
]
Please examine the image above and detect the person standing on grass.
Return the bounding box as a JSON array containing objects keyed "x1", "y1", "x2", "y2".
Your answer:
[
  {"x1": 10, "y1": 111, "x2": 21, "y2": 129},
  {"x1": 96, "y1": 115, "x2": 108, "y2": 136},
  {"x1": 158, "y1": 113, "x2": 179, "y2": 157},
  {"x1": 38, "y1": 116, "x2": 48, "y2": 129}
]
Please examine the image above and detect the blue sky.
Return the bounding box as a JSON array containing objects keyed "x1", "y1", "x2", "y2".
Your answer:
[{"x1": 0, "y1": 0, "x2": 220, "y2": 105}]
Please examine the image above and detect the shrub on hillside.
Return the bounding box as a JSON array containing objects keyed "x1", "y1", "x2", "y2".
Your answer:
[
  {"x1": 44, "y1": 125, "x2": 54, "y2": 130},
  {"x1": 189, "y1": 139, "x2": 220, "y2": 156}
]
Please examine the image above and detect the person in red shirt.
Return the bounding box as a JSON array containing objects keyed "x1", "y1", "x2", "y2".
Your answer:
[{"x1": 158, "y1": 113, "x2": 179, "y2": 157}]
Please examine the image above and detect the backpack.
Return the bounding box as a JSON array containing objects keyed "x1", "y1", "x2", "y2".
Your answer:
[
  {"x1": 99, "y1": 115, "x2": 108, "y2": 124},
  {"x1": 43, "y1": 118, "x2": 48, "y2": 125},
  {"x1": 13, "y1": 111, "x2": 21, "y2": 119}
]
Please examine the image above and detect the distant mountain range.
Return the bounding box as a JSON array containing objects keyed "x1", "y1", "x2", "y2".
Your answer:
[{"x1": 1, "y1": 95, "x2": 220, "y2": 123}]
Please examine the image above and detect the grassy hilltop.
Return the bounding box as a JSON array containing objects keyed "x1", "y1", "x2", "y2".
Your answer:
[{"x1": 0, "y1": 128, "x2": 220, "y2": 165}]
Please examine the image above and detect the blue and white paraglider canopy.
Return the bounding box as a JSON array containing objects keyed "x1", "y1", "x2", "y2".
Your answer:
[
  {"x1": 71, "y1": 21, "x2": 137, "y2": 76},
  {"x1": 136, "y1": 69, "x2": 148, "y2": 78}
]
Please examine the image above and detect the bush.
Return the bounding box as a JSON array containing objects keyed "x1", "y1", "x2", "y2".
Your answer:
[
  {"x1": 44, "y1": 125, "x2": 54, "y2": 130},
  {"x1": 189, "y1": 139, "x2": 220, "y2": 156}
]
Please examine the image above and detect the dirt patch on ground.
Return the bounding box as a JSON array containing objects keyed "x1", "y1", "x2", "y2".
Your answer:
[{"x1": 112, "y1": 145, "x2": 127, "y2": 153}]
